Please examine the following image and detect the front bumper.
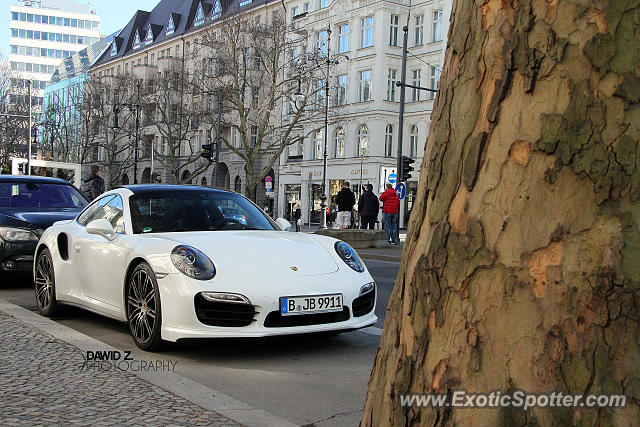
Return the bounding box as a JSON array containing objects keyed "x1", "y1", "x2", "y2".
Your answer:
[
  {"x1": 158, "y1": 272, "x2": 378, "y2": 342},
  {"x1": 0, "y1": 241, "x2": 37, "y2": 272}
]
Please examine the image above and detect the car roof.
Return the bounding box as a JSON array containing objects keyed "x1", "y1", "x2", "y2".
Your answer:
[
  {"x1": 117, "y1": 184, "x2": 236, "y2": 194},
  {"x1": 0, "y1": 175, "x2": 74, "y2": 185}
]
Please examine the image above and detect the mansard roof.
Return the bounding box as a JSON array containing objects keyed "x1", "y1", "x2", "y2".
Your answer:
[{"x1": 93, "y1": 0, "x2": 277, "y2": 68}]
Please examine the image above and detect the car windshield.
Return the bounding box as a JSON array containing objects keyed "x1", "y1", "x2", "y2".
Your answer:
[
  {"x1": 129, "y1": 189, "x2": 277, "y2": 233},
  {"x1": 0, "y1": 182, "x2": 88, "y2": 209}
]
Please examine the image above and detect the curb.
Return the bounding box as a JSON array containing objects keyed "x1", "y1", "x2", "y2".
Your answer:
[
  {"x1": 359, "y1": 253, "x2": 402, "y2": 263},
  {"x1": 0, "y1": 298, "x2": 298, "y2": 427}
]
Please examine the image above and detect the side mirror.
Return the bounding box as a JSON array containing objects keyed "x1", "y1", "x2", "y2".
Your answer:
[
  {"x1": 86, "y1": 218, "x2": 117, "y2": 240},
  {"x1": 275, "y1": 218, "x2": 292, "y2": 232}
]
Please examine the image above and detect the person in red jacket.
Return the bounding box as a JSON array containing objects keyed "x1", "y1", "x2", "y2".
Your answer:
[{"x1": 379, "y1": 183, "x2": 400, "y2": 245}]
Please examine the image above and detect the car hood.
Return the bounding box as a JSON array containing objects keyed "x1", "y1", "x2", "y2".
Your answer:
[
  {"x1": 0, "y1": 208, "x2": 80, "y2": 229},
  {"x1": 152, "y1": 230, "x2": 340, "y2": 277}
]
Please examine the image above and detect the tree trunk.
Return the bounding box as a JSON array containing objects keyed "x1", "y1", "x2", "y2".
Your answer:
[{"x1": 363, "y1": 0, "x2": 640, "y2": 425}]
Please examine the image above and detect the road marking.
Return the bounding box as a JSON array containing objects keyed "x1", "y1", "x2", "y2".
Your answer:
[{"x1": 359, "y1": 326, "x2": 383, "y2": 336}]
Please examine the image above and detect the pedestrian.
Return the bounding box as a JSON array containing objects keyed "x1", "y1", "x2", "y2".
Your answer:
[
  {"x1": 335, "y1": 181, "x2": 355, "y2": 229},
  {"x1": 358, "y1": 184, "x2": 379, "y2": 230},
  {"x1": 293, "y1": 205, "x2": 302, "y2": 232},
  {"x1": 380, "y1": 183, "x2": 400, "y2": 244},
  {"x1": 81, "y1": 165, "x2": 105, "y2": 201}
]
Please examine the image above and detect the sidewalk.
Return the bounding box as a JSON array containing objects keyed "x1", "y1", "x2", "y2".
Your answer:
[
  {"x1": 293, "y1": 225, "x2": 405, "y2": 263},
  {"x1": 0, "y1": 310, "x2": 238, "y2": 426}
]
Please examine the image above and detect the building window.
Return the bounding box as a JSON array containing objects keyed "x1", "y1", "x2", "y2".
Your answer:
[
  {"x1": 358, "y1": 125, "x2": 369, "y2": 157},
  {"x1": 336, "y1": 74, "x2": 347, "y2": 105},
  {"x1": 292, "y1": 6, "x2": 299, "y2": 18},
  {"x1": 110, "y1": 42, "x2": 117, "y2": 57},
  {"x1": 334, "y1": 128, "x2": 344, "y2": 158},
  {"x1": 304, "y1": 2, "x2": 310, "y2": 12},
  {"x1": 211, "y1": 0, "x2": 222, "y2": 20},
  {"x1": 429, "y1": 67, "x2": 440, "y2": 100},
  {"x1": 385, "y1": 125, "x2": 393, "y2": 157},
  {"x1": 316, "y1": 79, "x2": 325, "y2": 108},
  {"x1": 144, "y1": 25, "x2": 154, "y2": 44},
  {"x1": 412, "y1": 69, "x2": 421, "y2": 102},
  {"x1": 387, "y1": 69, "x2": 397, "y2": 102},
  {"x1": 320, "y1": 0, "x2": 329, "y2": 8},
  {"x1": 432, "y1": 10, "x2": 443, "y2": 42},
  {"x1": 166, "y1": 14, "x2": 175, "y2": 35},
  {"x1": 194, "y1": 2, "x2": 205, "y2": 27},
  {"x1": 314, "y1": 130, "x2": 324, "y2": 159},
  {"x1": 409, "y1": 126, "x2": 419, "y2": 157},
  {"x1": 359, "y1": 70, "x2": 371, "y2": 102},
  {"x1": 389, "y1": 15, "x2": 399, "y2": 46},
  {"x1": 132, "y1": 29, "x2": 141, "y2": 49},
  {"x1": 338, "y1": 23, "x2": 349, "y2": 53},
  {"x1": 361, "y1": 16, "x2": 374, "y2": 48},
  {"x1": 250, "y1": 125, "x2": 258, "y2": 146},
  {"x1": 252, "y1": 86, "x2": 259, "y2": 107},
  {"x1": 414, "y1": 15, "x2": 424, "y2": 46},
  {"x1": 317, "y1": 30, "x2": 328, "y2": 57}
]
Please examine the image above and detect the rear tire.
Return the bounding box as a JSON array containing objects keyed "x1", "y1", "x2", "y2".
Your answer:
[
  {"x1": 126, "y1": 262, "x2": 163, "y2": 351},
  {"x1": 34, "y1": 248, "x2": 58, "y2": 317}
]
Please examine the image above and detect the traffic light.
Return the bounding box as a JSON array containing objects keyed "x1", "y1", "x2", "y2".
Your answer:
[
  {"x1": 401, "y1": 156, "x2": 415, "y2": 181},
  {"x1": 201, "y1": 143, "x2": 213, "y2": 161}
]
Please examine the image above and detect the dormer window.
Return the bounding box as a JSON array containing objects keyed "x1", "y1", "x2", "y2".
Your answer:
[
  {"x1": 132, "y1": 29, "x2": 141, "y2": 49},
  {"x1": 144, "y1": 25, "x2": 154, "y2": 45},
  {"x1": 166, "y1": 14, "x2": 175, "y2": 35},
  {"x1": 239, "y1": 0, "x2": 252, "y2": 6},
  {"x1": 110, "y1": 41, "x2": 117, "y2": 56},
  {"x1": 194, "y1": 2, "x2": 205, "y2": 27},
  {"x1": 211, "y1": 0, "x2": 222, "y2": 20}
]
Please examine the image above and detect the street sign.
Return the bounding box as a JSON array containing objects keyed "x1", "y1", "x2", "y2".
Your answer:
[
  {"x1": 265, "y1": 176, "x2": 272, "y2": 182},
  {"x1": 388, "y1": 173, "x2": 397, "y2": 184},
  {"x1": 396, "y1": 182, "x2": 406, "y2": 200}
]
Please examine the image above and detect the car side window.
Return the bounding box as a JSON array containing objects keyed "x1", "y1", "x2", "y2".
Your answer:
[
  {"x1": 77, "y1": 195, "x2": 114, "y2": 226},
  {"x1": 105, "y1": 195, "x2": 125, "y2": 234}
]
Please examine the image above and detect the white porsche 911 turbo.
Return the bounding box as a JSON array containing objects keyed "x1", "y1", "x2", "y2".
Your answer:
[{"x1": 33, "y1": 185, "x2": 377, "y2": 350}]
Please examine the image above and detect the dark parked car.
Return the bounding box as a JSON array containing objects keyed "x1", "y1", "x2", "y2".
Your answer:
[{"x1": 0, "y1": 175, "x2": 88, "y2": 273}]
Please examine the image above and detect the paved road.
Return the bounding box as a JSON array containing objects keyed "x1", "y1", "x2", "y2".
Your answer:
[{"x1": 0, "y1": 259, "x2": 399, "y2": 427}]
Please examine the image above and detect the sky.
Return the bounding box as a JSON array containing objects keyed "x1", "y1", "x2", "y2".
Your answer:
[{"x1": 2, "y1": 0, "x2": 161, "y2": 58}]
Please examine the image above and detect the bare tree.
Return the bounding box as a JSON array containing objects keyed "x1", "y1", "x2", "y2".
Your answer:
[
  {"x1": 363, "y1": 0, "x2": 640, "y2": 426},
  {"x1": 195, "y1": 14, "x2": 325, "y2": 199},
  {"x1": 0, "y1": 55, "x2": 29, "y2": 173},
  {"x1": 144, "y1": 59, "x2": 210, "y2": 184},
  {"x1": 82, "y1": 73, "x2": 136, "y2": 188}
]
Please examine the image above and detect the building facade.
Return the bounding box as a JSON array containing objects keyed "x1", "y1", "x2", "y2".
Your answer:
[
  {"x1": 9, "y1": 0, "x2": 101, "y2": 120},
  {"x1": 277, "y1": 0, "x2": 451, "y2": 227},
  {"x1": 88, "y1": 0, "x2": 285, "y2": 214}
]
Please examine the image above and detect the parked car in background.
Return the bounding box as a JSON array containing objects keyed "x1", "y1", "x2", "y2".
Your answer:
[{"x1": 0, "y1": 176, "x2": 88, "y2": 273}]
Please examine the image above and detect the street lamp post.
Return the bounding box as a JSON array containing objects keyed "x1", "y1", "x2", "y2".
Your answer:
[{"x1": 319, "y1": 27, "x2": 332, "y2": 230}]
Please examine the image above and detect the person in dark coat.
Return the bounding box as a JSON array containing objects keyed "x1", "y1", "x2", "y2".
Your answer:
[
  {"x1": 293, "y1": 205, "x2": 302, "y2": 232},
  {"x1": 334, "y1": 181, "x2": 355, "y2": 229},
  {"x1": 82, "y1": 165, "x2": 105, "y2": 201},
  {"x1": 358, "y1": 184, "x2": 379, "y2": 230}
]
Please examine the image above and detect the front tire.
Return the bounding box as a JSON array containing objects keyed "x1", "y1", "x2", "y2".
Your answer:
[
  {"x1": 34, "y1": 248, "x2": 58, "y2": 316},
  {"x1": 126, "y1": 262, "x2": 163, "y2": 351}
]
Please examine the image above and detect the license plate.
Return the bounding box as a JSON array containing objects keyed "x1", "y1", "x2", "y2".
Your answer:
[{"x1": 280, "y1": 294, "x2": 343, "y2": 316}]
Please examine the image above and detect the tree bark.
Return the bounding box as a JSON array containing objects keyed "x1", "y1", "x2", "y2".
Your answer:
[{"x1": 363, "y1": 0, "x2": 640, "y2": 425}]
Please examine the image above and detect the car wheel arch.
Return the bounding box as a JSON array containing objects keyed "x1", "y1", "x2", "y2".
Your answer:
[{"x1": 122, "y1": 257, "x2": 151, "y2": 306}]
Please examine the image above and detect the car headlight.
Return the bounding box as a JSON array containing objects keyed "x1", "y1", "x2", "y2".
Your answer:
[
  {"x1": 334, "y1": 241, "x2": 365, "y2": 272},
  {"x1": 0, "y1": 227, "x2": 39, "y2": 242},
  {"x1": 170, "y1": 245, "x2": 216, "y2": 280}
]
